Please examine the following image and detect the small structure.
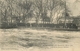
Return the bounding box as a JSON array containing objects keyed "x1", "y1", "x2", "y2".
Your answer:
[
  {"x1": 72, "y1": 17, "x2": 80, "y2": 27},
  {"x1": 58, "y1": 17, "x2": 73, "y2": 24}
]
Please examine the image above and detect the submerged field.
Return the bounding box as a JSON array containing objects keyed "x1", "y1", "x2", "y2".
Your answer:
[{"x1": 0, "y1": 28, "x2": 80, "y2": 51}]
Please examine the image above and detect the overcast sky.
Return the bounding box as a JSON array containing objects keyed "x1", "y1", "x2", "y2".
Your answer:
[{"x1": 66, "y1": 0, "x2": 80, "y2": 16}]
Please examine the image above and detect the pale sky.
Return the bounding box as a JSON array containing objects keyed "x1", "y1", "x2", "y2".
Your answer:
[{"x1": 66, "y1": 0, "x2": 80, "y2": 16}]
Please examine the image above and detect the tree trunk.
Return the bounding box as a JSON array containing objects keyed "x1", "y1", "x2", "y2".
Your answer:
[
  {"x1": 36, "y1": 12, "x2": 40, "y2": 27},
  {"x1": 4, "y1": 9, "x2": 8, "y2": 23},
  {"x1": 50, "y1": 11, "x2": 53, "y2": 24}
]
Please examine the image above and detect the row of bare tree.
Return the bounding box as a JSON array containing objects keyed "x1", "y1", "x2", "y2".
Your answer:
[{"x1": 0, "y1": 0, "x2": 70, "y2": 27}]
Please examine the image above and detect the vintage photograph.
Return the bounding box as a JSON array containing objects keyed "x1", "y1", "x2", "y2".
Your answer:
[{"x1": 0, "y1": 0, "x2": 80, "y2": 51}]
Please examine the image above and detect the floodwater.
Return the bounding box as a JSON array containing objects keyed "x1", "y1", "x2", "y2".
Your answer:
[{"x1": 0, "y1": 28, "x2": 80, "y2": 51}]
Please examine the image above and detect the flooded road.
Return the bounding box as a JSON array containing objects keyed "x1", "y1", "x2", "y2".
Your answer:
[{"x1": 0, "y1": 28, "x2": 80, "y2": 51}]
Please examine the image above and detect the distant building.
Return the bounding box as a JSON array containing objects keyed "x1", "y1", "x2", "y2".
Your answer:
[
  {"x1": 58, "y1": 17, "x2": 73, "y2": 24},
  {"x1": 72, "y1": 17, "x2": 80, "y2": 26},
  {"x1": 58, "y1": 16, "x2": 80, "y2": 27}
]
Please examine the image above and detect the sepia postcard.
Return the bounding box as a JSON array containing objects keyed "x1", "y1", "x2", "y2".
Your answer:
[{"x1": 0, "y1": 0, "x2": 80, "y2": 51}]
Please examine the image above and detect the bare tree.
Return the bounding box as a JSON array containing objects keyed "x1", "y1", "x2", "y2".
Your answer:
[
  {"x1": 33, "y1": 0, "x2": 43, "y2": 26},
  {"x1": 18, "y1": 0, "x2": 33, "y2": 27}
]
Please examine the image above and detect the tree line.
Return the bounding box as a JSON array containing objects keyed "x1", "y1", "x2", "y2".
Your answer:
[{"x1": 0, "y1": 0, "x2": 70, "y2": 28}]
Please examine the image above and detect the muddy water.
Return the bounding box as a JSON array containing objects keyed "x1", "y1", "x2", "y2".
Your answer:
[{"x1": 0, "y1": 29, "x2": 80, "y2": 51}]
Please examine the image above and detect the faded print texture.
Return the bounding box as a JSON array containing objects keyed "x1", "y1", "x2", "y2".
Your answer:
[{"x1": 0, "y1": 0, "x2": 80, "y2": 51}]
